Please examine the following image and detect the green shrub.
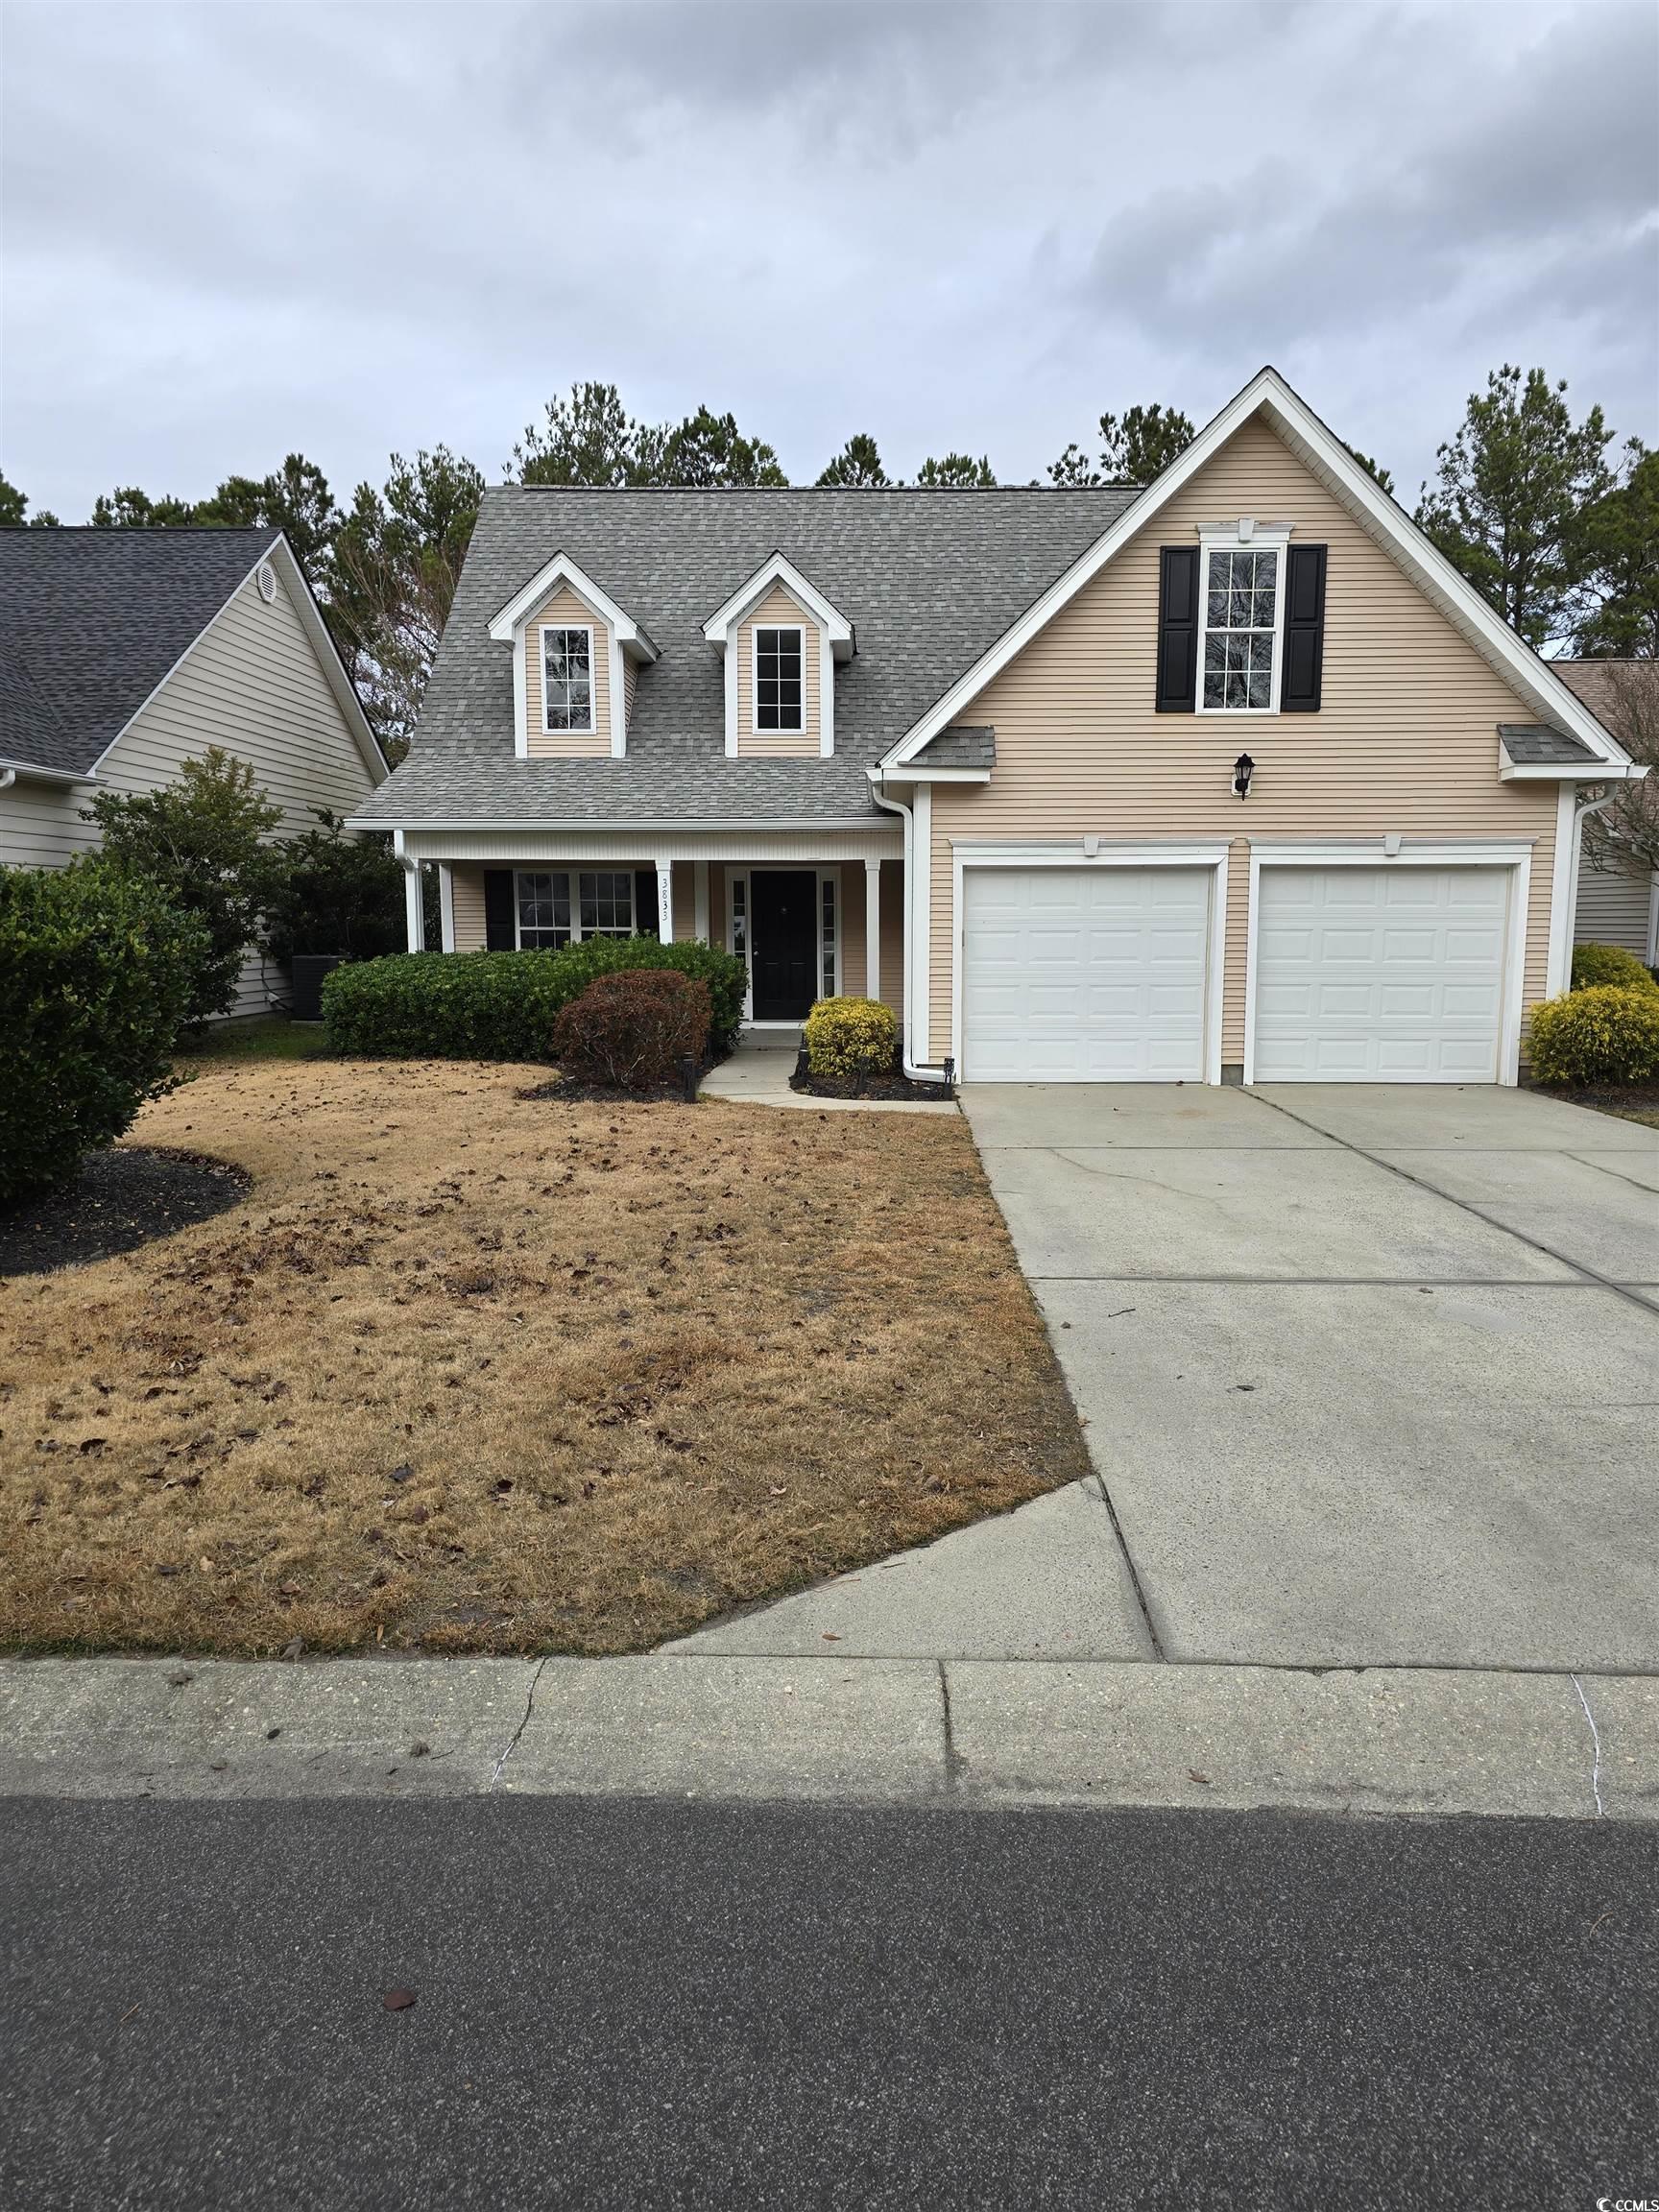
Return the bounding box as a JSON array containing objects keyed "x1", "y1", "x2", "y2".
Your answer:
[
  {"x1": 1571, "y1": 941, "x2": 1659, "y2": 996},
  {"x1": 1527, "y1": 985, "x2": 1659, "y2": 1087},
  {"x1": 320, "y1": 936, "x2": 747, "y2": 1062},
  {"x1": 551, "y1": 970, "x2": 711, "y2": 1091},
  {"x1": 84, "y1": 747, "x2": 280, "y2": 1029},
  {"x1": 262, "y1": 808, "x2": 406, "y2": 962},
  {"x1": 0, "y1": 861, "x2": 207, "y2": 1206},
  {"x1": 804, "y1": 995, "x2": 900, "y2": 1078}
]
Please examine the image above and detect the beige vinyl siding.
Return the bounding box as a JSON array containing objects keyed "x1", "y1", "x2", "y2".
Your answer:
[
  {"x1": 0, "y1": 565, "x2": 380, "y2": 1016},
  {"x1": 450, "y1": 864, "x2": 488, "y2": 952},
  {"x1": 735, "y1": 586, "x2": 820, "y2": 757},
  {"x1": 828, "y1": 858, "x2": 902, "y2": 1011},
  {"x1": 926, "y1": 415, "x2": 1560, "y2": 1064},
  {"x1": 1575, "y1": 862, "x2": 1656, "y2": 958},
  {"x1": 525, "y1": 586, "x2": 611, "y2": 757},
  {"x1": 671, "y1": 860, "x2": 698, "y2": 941}
]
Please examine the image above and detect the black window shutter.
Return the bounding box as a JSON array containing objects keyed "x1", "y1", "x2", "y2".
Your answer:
[
  {"x1": 1281, "y1": 544, "x2": 1327, "y2": 712},
  {"x1": 1155, "y1": 546, "x2": 1200, "y2": 712},
  {"x1": 634, "y1": 868, "x2": 660, "y2": 940},
  {"x1": 483, "y1": 869, "x2": 516, "y2": 950}
]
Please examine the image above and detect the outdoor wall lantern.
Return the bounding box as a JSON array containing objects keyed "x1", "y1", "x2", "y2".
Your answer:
[{"x1": 1233, "y1": 753, "x2": 1255, "y2": 799}]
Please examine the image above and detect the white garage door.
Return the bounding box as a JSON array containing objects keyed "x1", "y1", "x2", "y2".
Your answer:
[
  {"x1": 1252, "y1": 865, "x2": 1511, "y2": 1082},
  {"x1": 962, "y1": 867, "x2": 1211, "y2": 1081}
]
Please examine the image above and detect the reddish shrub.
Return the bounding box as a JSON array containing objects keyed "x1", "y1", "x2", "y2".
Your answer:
[{"x1": 550, "y1": 969, "x2": 712, "y2": 1092}]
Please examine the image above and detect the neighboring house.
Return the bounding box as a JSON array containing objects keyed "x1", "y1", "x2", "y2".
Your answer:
[
  {"x1": 1553, "y1": 659, "x2": 1659, "y2": 966},
  {"x1": 349, "y1": 367, "x2": 1643, "y2": 1085},
  {"x1": 0, "y1": 528, "x2": 387, "y2": 1014}
]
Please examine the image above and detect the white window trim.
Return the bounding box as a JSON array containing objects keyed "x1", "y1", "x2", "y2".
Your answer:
[
  {"x1": 1242, "y1": 839, "x2": 1534, "y2": 1088},
  {"x1": 513, "y1": 866, "x2": 636, "y2": 949},
  {"x1": 541, "y1": 623, "x2": 596, "y2": 736},
  {"x1": 1195, "y1": 524, "x2": 1290, "y2": 718},
  {"x1": 751, "y1": 622, "x2": 806, "y2": 737},
  {"x1": 950, "y1": 841, "x2": 1230, "y2": 1086},
  {"x1": 726, "y1": 863, "x2": 840, "y2": 1025}
]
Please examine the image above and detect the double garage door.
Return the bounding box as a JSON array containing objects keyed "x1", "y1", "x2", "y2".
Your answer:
[{"x1": 960, "y1": 863, "x2": 1513, "y2": 1084}]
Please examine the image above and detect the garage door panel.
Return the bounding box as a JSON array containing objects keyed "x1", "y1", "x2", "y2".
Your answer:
[
  {"x1": 1253, "y1": 865, "x2": 1510, "y2": 1084},
  {"x1": 963, "y1": 866, "x2": 1211, "y2": 1084}
]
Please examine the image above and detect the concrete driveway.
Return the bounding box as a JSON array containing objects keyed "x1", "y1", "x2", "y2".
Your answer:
[{"x1": 960, "y1": 1082, "x2": 1659, "y2": 1672}]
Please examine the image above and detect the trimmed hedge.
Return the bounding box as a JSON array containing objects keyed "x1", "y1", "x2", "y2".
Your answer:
[
  {"x1": 804, "y1": 995, "x2": 900, "y2": 1078},
  {"x1": 1571, "y1": 940, "x2": 1659, "y2": 996},
  {"x1": 320, "y1": 936, "x2": 748, "y2": 1062},
  {"x1": 552, "y1": 970, "x2": 711, "y2": 1091},
  {"x1": 1527, "y1": 985, "x2": 1659, "y2": 1087},
  {"x1": 0, "y1": 860, "x2": 206, "y2": 1206}
]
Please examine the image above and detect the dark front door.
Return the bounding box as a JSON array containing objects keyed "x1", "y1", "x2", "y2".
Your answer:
[{"x1": 749, "y1": 871, "x2": 818, "y2": 1021}]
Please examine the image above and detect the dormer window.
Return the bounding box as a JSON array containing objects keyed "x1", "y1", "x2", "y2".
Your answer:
[
  {"x1": 755, "y1": 626, "x2": 804, "y2": 733},
  {"x1": 542, "y1": 626, "x2": 594, "y2": 733},
  {"x1": 1196, "y1": 524, "x2": 1289, "y2": 714}
]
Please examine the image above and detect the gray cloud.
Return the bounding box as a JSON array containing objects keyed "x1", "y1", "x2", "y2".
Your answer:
[{"x1": 1, "y1": 0, "x2": 1654, "y2": 518}]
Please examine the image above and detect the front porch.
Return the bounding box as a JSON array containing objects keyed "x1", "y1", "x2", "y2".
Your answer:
[{"x1": 395, "y1": 830, "x2": 905, "y2": 1034}]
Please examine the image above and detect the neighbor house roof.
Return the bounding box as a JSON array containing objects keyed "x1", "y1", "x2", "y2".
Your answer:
[
  {"x1": 0, "y1": 527, "x2": 283, "y2": 777},
  {"x1": 352, "y1": 485, "x2": 1139, "y2": 827},
  {"x1": 1552, "y1": 659, "x2": 1659, "y2": 742}
]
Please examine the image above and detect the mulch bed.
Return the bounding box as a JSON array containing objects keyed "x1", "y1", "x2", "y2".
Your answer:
[
  {"x1": 517, "y1": 1074, "x2": 704, "y2": 1105},
  {"x1": 0, "y1": 1147, "x2": 252, "y2": 1278},
  {"x1": 791, "y1": 1070, "x2": 955, "y2": 1103},
  {"x1": 1530, "y1": 1083, "x2": 1659, "y2": 1123}
]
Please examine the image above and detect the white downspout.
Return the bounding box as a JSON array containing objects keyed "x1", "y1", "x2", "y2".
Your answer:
[
  {"x1": 871, "y1": 774, "x2": 947, "y2": 1082},
  {"x1": 0, "y1": 769, "x2": 15, "y2": 794}
]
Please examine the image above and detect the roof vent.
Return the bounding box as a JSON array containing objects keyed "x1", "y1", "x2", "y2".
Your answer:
[{"x1": 256, "y1": 562, "x2": 278, "y2": 604}]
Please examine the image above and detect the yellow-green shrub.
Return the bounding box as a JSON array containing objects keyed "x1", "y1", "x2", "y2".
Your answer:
[
  {"x1": 1571, "y1": 941, "x2": 1659, "y2": 995},
  {"x1": 804, "y1": 995, "x2": 900, "y2": 1078},
  {"x1": 1527, "y1": 985, "x2": 1659, "y2": 1087}
]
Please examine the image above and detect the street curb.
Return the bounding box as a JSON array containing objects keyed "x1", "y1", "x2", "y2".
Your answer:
[{"x1": 1, "y1": 1655, "x2": 1652, "y2": 1819}]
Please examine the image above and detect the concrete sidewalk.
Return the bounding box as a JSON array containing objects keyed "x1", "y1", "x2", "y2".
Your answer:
[
  {"x1": 700, "y1": 1033, "x2": 957, "y2": 1113},
  {"x1": 1, "y1": 1652, "x2": 1652, "y2": 1822}
]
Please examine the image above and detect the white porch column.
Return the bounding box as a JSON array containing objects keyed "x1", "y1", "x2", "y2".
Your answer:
[
  {"x1": 397, "y1": 833, "x2": 424, "y2": 951},
  {"x1": 693, "y1": 859, "x2": 710, "y2": 943},
  {"x1": 656, "y1": 855, "x2": 674, "y2": 943},
  {"x1": 864, "y1": 857, "x2": 881, "y2": 1000},
  {"x1": 438, "y1": 863, "x2": 456, "y2": 953}
]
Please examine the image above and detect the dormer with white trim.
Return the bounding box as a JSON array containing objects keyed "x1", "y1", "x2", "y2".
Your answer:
[
  {"x1": 488, "y1": 552, "x2": 660, "y2": 760},
  {"x1": 701, "y1": 553, "x2": 854, "y2": 759}
]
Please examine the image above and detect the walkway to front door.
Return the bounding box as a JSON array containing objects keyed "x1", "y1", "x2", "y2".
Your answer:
[{"x1": 749, "y1": 869, "x2": 818, "y2": 1021}]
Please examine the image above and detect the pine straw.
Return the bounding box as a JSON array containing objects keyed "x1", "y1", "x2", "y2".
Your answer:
[{"x1": 0, "y1": 1060, "x2": 1089, "y2": 1656}]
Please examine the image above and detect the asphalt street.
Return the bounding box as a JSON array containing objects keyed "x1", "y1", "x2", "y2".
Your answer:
[{"x1": 2, "y1": 1796, "x2": 1654, "y2": 2210}]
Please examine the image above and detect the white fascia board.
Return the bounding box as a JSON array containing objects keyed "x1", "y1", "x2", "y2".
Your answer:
[
  {"x1": 265, "y1": 537, "x2": 389, "y2": 783},
  {"x1": 869, "y1": 765, "x2": 991, "y2": 784},
  {"x1": 882, "y1": 364, "x2": 1634, "y2": 772},
  {"x1": 701, "y1": 552, "x2": 854, "y2": 652},
  {"x1": 488, "y1": 550, "x2": 657, "y2": 658},
  {"x1": 342, "y1": 814, "x2": 895, "y2": 834},
  {"x1": 0, "y1": 757, "x2": 94, "y2": 786}
]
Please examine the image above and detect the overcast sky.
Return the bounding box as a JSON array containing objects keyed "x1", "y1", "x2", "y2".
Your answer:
[{"x1": 2, "y1": 0, "x2": 1655, "y2": 518}]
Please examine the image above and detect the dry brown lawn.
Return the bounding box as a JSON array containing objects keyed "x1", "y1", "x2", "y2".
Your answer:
[{"x1": 1, "y1": 1061, "x2": 1089, "y2": 1655}]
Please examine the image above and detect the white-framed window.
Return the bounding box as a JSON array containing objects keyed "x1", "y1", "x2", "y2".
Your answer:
[
  {"x1": 515, "y1": 869, "x2": 634, "y2": 950},
  {"x1": 541, "y1": 625, "x2": 594, "y2": 733},
  {"x1": 1197, "y1": 529, "x2": 1288, "y2": 714},
  {"x1": 753, "y1": 624, "x2": 805, "y2": 732}
]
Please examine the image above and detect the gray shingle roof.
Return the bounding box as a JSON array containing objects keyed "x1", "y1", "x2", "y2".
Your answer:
[
  {"x1": 355, "y1": 485, "x2": 1139, "y2": 826},
  {"x1": 910, "y1": 724, "x2": 996, "y2": 770},
  {"x1": 1498, "y1": 722, "x2": 1599, "y2": 765},
  {"x1": 0, "y1": 527, "x2": 280, "y2": 776}
]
